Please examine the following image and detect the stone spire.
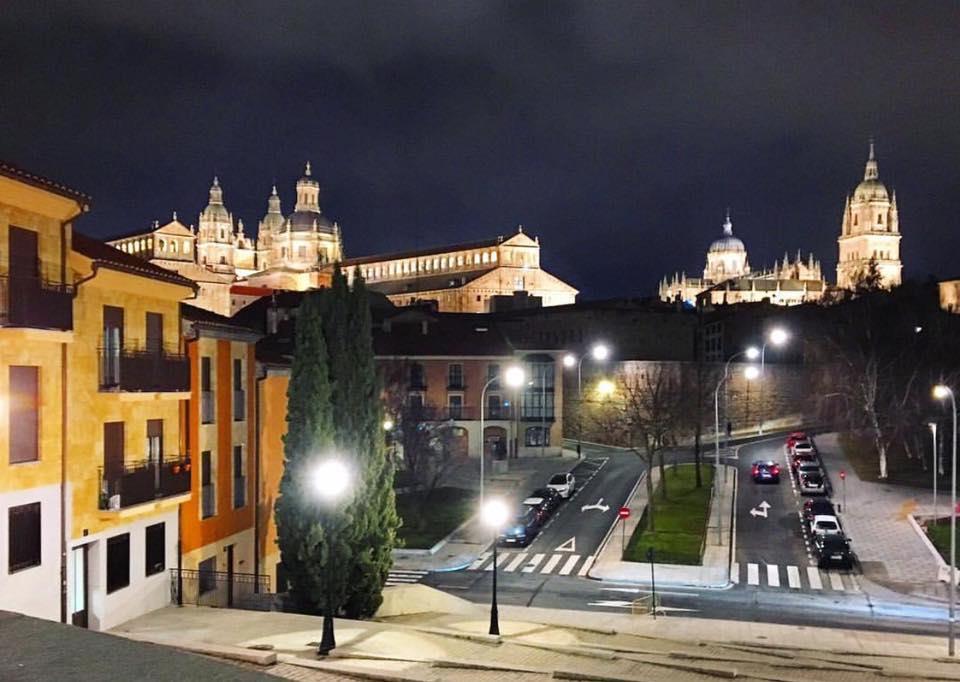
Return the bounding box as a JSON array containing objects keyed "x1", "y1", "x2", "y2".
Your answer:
[
  {"x1": 209, "y1": 176, "x2": 223, "y2": 204},
  {"x1": 864, "y1": 139, "x2": 879, "y2": 181},
  {"x1": 723, "y1": 208, "x2": 733, "y2": 236}
]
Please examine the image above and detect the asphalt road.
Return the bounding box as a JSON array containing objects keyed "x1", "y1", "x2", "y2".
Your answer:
[{"x1": 417, "y1": 438, "x2": 953, "y2": 639}]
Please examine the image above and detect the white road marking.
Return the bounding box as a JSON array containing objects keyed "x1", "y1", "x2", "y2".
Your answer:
[
  {"x1": 504, "y1": 553, "x2": 528, "y2": 572},
  {"x1": 747, "y1": 563, "x2": 760, "y2": 585},
  {"x1": 581, "y1": 498, "x2": 610, "y2": 513},
  {"x1": 485, "y1": 552, "x2": 511, "y2": 571},
  {"x1": 468, "y1": 552, "x2": 490, "y2": 570},
  {"x1": 786, "y1": 565, "x2": 801, "y2": 589},
  {"x1": 829, "y1": 571, "x2": 845, "y2": 591},
  {"x1": 555, "y1": 537, "x2": 576, "y2": 552},
  {"x1": 522, "y1": 553, "x2": 545, "y2": 573},
  {"x1": 577, "y1": 555, "x2": 595, "y2": 577},
  {"x1": 541, "y1": 554, "x2": 563, "y2": 574},
  {"x1": 731, "y1": 562, "x2": 740, "y2": 584},
  {"x1": 766, "y1": 564, "x2": 780, "y2": 587},
  {"x1": 588, "y1": 600, "x2": 632, "y2": 608},
  {"x1": 559, "y1": 554, "x2": 581, "y2": 576},
  {"x1": 807, "y1": 566, "x2": 823, "y2": 590}
]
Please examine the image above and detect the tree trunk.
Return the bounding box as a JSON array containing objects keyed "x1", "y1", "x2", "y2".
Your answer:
[
  {"x1": 694, "y1": 421, "x2": 702, "y2": 488},
  {"x1": 645, "y1": 456, "x2": 656, "y2": 533},
  {"x1": 657, "y1": 448, "x2": 667, "y2": 500},
  {"x1": 878, "y1": 442, "x2": 888, "y2": 480}
]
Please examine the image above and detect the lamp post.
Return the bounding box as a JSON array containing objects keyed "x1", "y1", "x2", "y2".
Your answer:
[
  {"x1": 312, "y1": 459, "x2": 351, "y2": 657},
  {"x1": 931, "y1": 422, "x2": 939, "y2": 527},
  {"x1": 714, "y1": 364, "x2": 759, "y2": 543},
  {"x1": 479, "y1": 365, "x2": 526, "y2": 508},
  {"x1": 565, "y1": 343, "x2": 610, "y2": 459},
  {"x1": 717, "y1": 347, "x2": 759, "y2": 466},
  {"x1": 935, "y1": 384, "x2": 958, "y2": 657},
  {"x1": 757, "y1": 327, "x2": 789, "y2": 435},
  {"x1": 482, "y1": 498, "x2": 509, "y2": 636}
]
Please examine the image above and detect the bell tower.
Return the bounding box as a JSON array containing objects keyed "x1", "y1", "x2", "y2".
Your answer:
[{"x1": 837, "y1": 142, "x2": 902, "y2": 289}]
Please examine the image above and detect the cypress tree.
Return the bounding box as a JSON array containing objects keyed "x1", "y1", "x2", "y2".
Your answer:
[
  {"x1": 274, "y1": 291, "x2": 352, "y2": 615},
  {"x1": 340, "y1": 272, "x2": 399, "y2": 617}
]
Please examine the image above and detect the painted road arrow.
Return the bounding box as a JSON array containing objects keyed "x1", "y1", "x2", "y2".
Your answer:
[
  {"x1": 749, "y1": 500, "x2": 771, "y2": 518},
  {"x1": 581, "y1": 498, "x2": 610, "y2": 513}
]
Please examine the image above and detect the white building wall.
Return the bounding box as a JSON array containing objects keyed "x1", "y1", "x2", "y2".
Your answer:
[{"x1": 0, "y1": 483, "x2": 61, "y2": 622}]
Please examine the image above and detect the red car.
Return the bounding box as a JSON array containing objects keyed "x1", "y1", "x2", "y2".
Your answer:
[
  {"x1": 791, "y1": 452, "x2": 816, "y2": 470},
  {"x1": 786, "y1": 431, "x2": 808, "y2": 449}
]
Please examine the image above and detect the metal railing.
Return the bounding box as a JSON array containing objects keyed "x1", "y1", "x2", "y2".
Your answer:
[
  {"x1": 99, "y1": 456, "x2": 191, "y2": 510},
  {"x1": 233, "y1": 389, "x2": 245, "y2": 421},
  {"x1": 201, "y1": 483, "x2": 215, "y2": 518},
  {"x1": 233, "y1": 475, "x2": 246, "y2": 508},
  {"x1": 201, "y1": 390, "x2": 215, "y2": 423},
  {"x1": 170, "y1": 568, "x2": 270, "y2": 609},
  {"x1": 0, "y1": 273, "x2": 73, "y2": 330},
  {"x1": 409, "y1": 405, "x2": 514, "y2": 421},
  {"x1": 99, "y1": 348, "x2": 189, "y2": 392}
]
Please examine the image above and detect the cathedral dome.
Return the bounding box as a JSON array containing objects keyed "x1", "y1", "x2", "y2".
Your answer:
[
  {"x1": 286, "y1": 210, "x2": 335, "y2": 232},
  {"x1": 201, "y1": 177, "x2": 231, "y2": 223},
  {"x1": 285, "y1": 161, "x2": 335, "y2": 233},
  {"x1": 853, "y1": 142, "x2": 889, "y2": 202},
  {"x1": 708, "y1": 214, "x2": 745, "y2": 253}
]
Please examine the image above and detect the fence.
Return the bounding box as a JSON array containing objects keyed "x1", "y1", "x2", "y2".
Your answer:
[{"x1": 170, "y1": 568, "x2": 271, "y2": 609}]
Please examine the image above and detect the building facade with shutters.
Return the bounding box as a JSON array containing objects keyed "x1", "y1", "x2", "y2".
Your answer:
[
  {"x1": 0, "y1": 162, "x2": 88, "y2": 624},
  {"x1": 179, "y1": 305, "x2": 260, "y2": 603}
]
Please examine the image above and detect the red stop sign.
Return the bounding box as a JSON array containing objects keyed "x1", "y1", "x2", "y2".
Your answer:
[
  {"x1": 839, "y1": 470, "x2": 846, "y2": 480},
  {"x1": 618, "y1": 506, "x2": 630, "y2": 519}
]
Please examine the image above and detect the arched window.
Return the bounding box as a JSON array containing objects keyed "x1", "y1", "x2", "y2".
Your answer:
[
  {"x1": 473, "y1": 253, "x2": 480, "y2": 265},
  {"x1": 491, "y1": 251, "x2": 497, "y2": 262},
  {"x1": 457, "y1": 255, "x2": 464, "y2": 266},
  {"x1": 853, "y1": 215, "x2": 858, "y2": 226},
  {"x1": 158, "y1": 238, "x2": 166, "y2": 251},
  {"x1": 183, "y1": 241, "x2": 191, "y2": 254},
  {"x1": 170, "y1": 240, "x2": 178, "y2": 253},
  {"x1": 877, "y1": 214, "x2": 883, "y2": 225},
  {"x1": 482, "y1": 252, "x2": 489, "y2": 264}
]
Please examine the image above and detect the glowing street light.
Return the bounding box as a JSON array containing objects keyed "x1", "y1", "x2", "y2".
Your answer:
[
  {"x1": 745, "y1": 346, "x2": 760, "y2": 360},
  {"x1": 503, "y1": 365, "x2": 526, "y2": 389},
  {"x1": 479, "y1": 365, "x2": 526, "y2": 508},
  {"x1": 313, "y1": 458, "x2": 351, "y2": 656},
  {"x1": 382, "y1": 418, "x2": 394, "y2": 432},
  {"x1": 757, "y1": 327, "x2": 790, "y2": 435},
  {"x1": 596, "y1": 379, "x2": 615, "y2": 399},
  {"x1": 566, "y1": 343, "x2": 612, "y2": 458},
  {"x1": 482, "y1": 498, "x2": 510, "y2": 636},
  {"x1": 743, "y1": 365, "x2": 760, "y2": 381},
  {"x1": 934, "y1": 383, "x2": 958, "y2": 657}
]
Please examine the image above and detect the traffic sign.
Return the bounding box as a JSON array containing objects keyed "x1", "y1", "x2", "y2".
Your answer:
[{"x1": 618, "y1": 506, "x2": 631, "y2": 520}]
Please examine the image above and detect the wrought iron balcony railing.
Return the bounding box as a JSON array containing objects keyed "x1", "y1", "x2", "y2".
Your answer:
[
  {"x1": 99, "y1": 348, "x2": 190, "y2": 392},
  {"x1": 99, "y1": 456, "x2": 191, "y2": 510},
  {"x1": 0, "y1": 273, "x2": 73, "y2": 331}
]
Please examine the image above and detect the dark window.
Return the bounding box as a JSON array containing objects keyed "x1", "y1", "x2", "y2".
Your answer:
[
  {"x1": 487, "y1": 364, "x2": 500, "y2": 386},
  {"x1": 233, "y1": 445, "x2": 246, "y2": 508},
  {"x1": 198, "y1": 556, "x2": 217, "y2": 594},
  {"x1": 145, "y1": 522, "x2": 165, "y2": 576},
  {"x1": 106, "y1": 533, "x2": 130, "y2": 593},
  {"x1": 145, "y1": 312, "x2": 163, "y2": 354},
  {"x1": 409, "y1": 363, "x2": 425, "y2": 388},
  {"x1": 9, "y1": 366, "x2": 39, "y2": 463},
  {"x1": 448, "y1": 394, "x2": 463, "y2": 420},
  {"x1": 201, "y1": 357, "x2": 214, "y2": 424},
  {"x1": 8, "y1": 502, "x2": 41, "y2": 572},
  {"x1": 525, "y1": 426, "x2": 550, "y2": 447},
  {"x1": 487, "y1": 393, "x2": 502, "y2": 418},
  {"x1": 233, "y1": 358, "x2": 245, "y2": 421},
  {"x1": 448, "y1": 363, "x2": 463, "y2": 389},
  {"x1": 146, "y1": 419, "x2": 163, "y2": 465},
  {"x1": 102, "y1": 306, "x2": 124, "y2": 387},
  {"x1": 201, "y1": 450, "x2": 215, "y2": 518},
  {"x1": 408, "y1": 393, "x2": 424, "y2": 410}
]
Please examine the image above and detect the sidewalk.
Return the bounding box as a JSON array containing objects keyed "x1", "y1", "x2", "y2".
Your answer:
[
  {"x1": 110, "y1": 591, "x2": 960, "y2": 681},
  {"x1": 589, "y1": 463, "x2": 734, "y2": 588},
  {"x1": 392, "y1": 449, "x2": 580, "y2": 572},
  {"x1": 816, "y1": 433, "x2": 948, "y2": 601}
]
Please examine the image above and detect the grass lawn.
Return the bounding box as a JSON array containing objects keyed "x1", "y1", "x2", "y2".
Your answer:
[
  {"x1": 623, "y1": 464, "x2": 714, "y2": 565},
  {"x1": 395, "y1": 486, "x2": 476, "y2": 550},
  {"x1": 840, "y1": 431, "x2": 935, "y2": 488},
  {"x1": 927, "y1": 521, "x2": 960, "y2": 563}
]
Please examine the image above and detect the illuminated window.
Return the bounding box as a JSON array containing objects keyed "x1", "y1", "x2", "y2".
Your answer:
[
  {"x1": 170, "y1": 240, "x2": 178, "y2": 254},
  {"x1": 473, "y1": 254, "x2": 480, "y2": 264},
  {"x1": 491, "y1": 251, "x2": 497, "y2": 262},
  {"x1": 183, "y1": 241, "x2": 191, "y2": 254},
  {"x1": 482, "y1": 252, "x2": 489, "y2": 264},
  {"x1": 457, "y1": 255, "x2": 464, "y2": 266}
]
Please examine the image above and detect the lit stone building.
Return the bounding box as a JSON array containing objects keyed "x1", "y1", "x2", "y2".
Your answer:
[
  {"x1": 109, "y1": 163, "x2": 577, "y2": 315},
  {"x1": 659, "y1": 213, "x2": 826, "y2": 306},
  {"x1": 836, "y1": 142, "x2": 902, "y2": 289}
]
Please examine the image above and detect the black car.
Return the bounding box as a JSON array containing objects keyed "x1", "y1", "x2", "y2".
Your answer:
[
  {"x1": 803, "y1": 498, "x2": 835, "y2": 526},
  {"x1": 525, "y1": 487, "x2": 563, "y2": 515},
  {"x1": 498, "y1": 506, "x2": 543, "y2": 546},
  {"x1": 814, "y1": 533, "x2": 853, "y2": 569},
  {"x1": 751, "y1": 460, "x2": 781, "y2": 483}
]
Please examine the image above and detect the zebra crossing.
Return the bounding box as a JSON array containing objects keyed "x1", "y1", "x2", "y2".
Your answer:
[
  {"x1": 385, "y1": 568, "x2": 429, "y2": 587},
  {"x1": 731, "y1": 562, "x2": 860, "y2": 593},
  {"x1": 468, "y1": 550, "x2": 595, "y2": 577}
]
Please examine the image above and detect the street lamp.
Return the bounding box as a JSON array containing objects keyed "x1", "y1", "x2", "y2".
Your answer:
[
  {"x1": 714, "y1": 364, "x2": 759, "y2": 542},
  {"x1": 931, "y1": 422, "x2": 939, "y2": 528},
  {"x1": 595, "y1": 379, "x2": 615, "y2": 399},
  {"x1": 758, "y1": 327, "x2": 789, "y2": 435},
  {"x1": 934, "y1": 383, "x2": 957, "y2": 657},
  {"x1": 382, "y1": 418, "x2": 394, "y2": 432},
  {"x1": 720, "y1": 347, "x2": 759, "y2": 448},
  {"x1": 482, "y1": 498, "x2": 510, "y2": 636},
  {"x1": 567, "y1": 343, "x2": 611, "y2": 458},
  {"x1": 312, "y1": 459, "x2": 350, "y2": 656},
  {"x1": 479, "y1": 365, "x2": 526, "y2": 508}
]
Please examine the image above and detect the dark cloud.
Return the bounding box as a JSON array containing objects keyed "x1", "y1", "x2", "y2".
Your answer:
[{"x1": 3, "y1": 2, "x2": 960, "y2": 297}]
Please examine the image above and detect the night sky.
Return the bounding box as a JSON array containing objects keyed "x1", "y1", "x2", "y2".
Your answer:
[{"x1": 3, "y1": 2, "x2": 959, "y2": 299}]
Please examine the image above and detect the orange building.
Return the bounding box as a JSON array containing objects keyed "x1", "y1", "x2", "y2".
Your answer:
[{"x1": 179, "y1": 305, "x2": 260, "y2": 603}]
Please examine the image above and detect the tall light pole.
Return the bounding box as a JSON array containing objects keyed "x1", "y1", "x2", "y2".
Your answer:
[
  {"x1": 312, "y1": 459, "x2": 351, "y2": 657},
  {"x1": 931, "y1": 421, "x2": 939, "y2": 528},
  {"x1": 565, "y1": 343, "x2": 610, "y2": 459},
  {"x1": 479, "y1": 365, "x2": 526, "y2": 508},
  {"x1": 717, "y1": 346, "x2": 759, "y2": 464},
  {"x1": 935, "y1": 384, "x2": 957, "y2": 657},
  {"x1": 758, "y1": 327, "x2": 789, "y2": 435},
  {"x1": 482, "y1": 498, "x2": 509, "y2": 636},
  {"x1": 714, "y1": 363, "x2": 759, "y2": 542}
]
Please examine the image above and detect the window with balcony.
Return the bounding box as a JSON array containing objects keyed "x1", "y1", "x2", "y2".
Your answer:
[
  {"x1": 409, "y1": 363, "x2": 426, "y2": 390},
  {"x1": 487, "y1": 393, "x2": 503, "y2": 419},
  {"x1": 106, "y1": 533, "x2": 130, "y2": 593},
  {"x1": 99, "y1": 307, "x2": 187, "y2": 392},
  {"x1": 1, "y1": 226, "x2": 73, "y2": 330},
  {"x1": 145, "y1": 522, "x2": 165, "y2": 576},
  {"x1": 447, "y1": 363, "x2": 464, "y2": 389},
  {"x1": 486, "y1": 363, "x2": 500, "y2": 389},
  {"x1": 233, "y1": 358, "x2": 245, "y2": 421},
  {"x1": 233, "y1": 445, "x2": 246, "y2": 509},
  {"x1": 448, "y1": 394, "x2": 463, "y2": 420},
  {"x1": 8, "y1": 502, "x2": 41, "y2": 573},
  {"x1": 201, "y1": 357, "x2": 214, "y2": 424},
  {"x1": 201, "y1": 450, "x2": 215, "y2": 519},
  {"x1": 9, "y1": 366, "x2": 39, "y2": 464}
]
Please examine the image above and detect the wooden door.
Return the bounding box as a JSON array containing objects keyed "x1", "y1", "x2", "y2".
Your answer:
[
  {"x1": 103, "y1": 422, "x2": 125, "y2": 481},
  {"x1": 146, "y1": 312, "x2": 163, "y2": 354}
]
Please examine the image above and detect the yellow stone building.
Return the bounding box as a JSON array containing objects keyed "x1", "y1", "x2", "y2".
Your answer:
[{"x1": 0, "y1": 161, "x2": 87, "y2": 624}]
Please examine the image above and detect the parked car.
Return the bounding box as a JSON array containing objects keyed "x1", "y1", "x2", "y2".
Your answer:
[
  {"x1": 499, "y1": 505, "x2": 543, "y2": 546},
  {"x1": 791, "y1": 440, "x2": 815, "y2": 457},
  {"x1": 526, "y1": 487, "x2": 563, "y2": 514},
  {"x1": 814, "y1": 533, "x2": 854, "y2": 569},
  {"x1": 751, "y1": 460, "x2": 781, "y2": 483},
  {"x1": 786, "y1": 431, "x2": 809, "y2": 449},
  {"x1": 799, "y1": 471, "x2": 826, "y2": 496},
  {"x1": 547, "y1": 472, "x2": 576, "y2": 499},
  {"x1": 803, "y1": 499, "x2": 836, "y2": 527},
  {"x1": 795, "y1": 462, "x2": 823, "y2": 478},
  {"x1": 791, "y1": 453, "x2": 817, "y2": 472},
  {"x1": 811, "y1": 514, "x2": 843, "y2": 537}
]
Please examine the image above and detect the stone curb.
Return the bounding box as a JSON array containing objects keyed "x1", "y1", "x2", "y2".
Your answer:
[
  {"x1": 510, "y1": 639, "x2": 617, "y2": 660},
  {"x1": 407, "y1": 625, "x2": 501, "y2": 645},
  {"x1": 432, "y1": 658, "x2": 544, "y2": 673},
  {"x1": 908, "y1": 513, "x2": 955, "y2": 584},
  {"x1": 277, "y1": 654, "x2": 424, "y2": 682},
  {"x1": 393, "y1": 511, "x2": 477, "y2": 557},
  {"x1": 114, "y1": 633, "x2": 277, "y2": 666}
]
